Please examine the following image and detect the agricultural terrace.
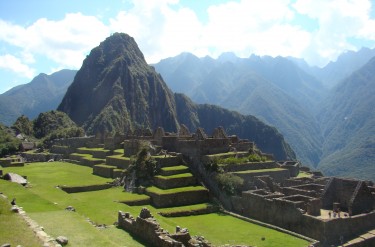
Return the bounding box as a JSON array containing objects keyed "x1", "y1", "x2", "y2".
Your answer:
[{"x1": 0, "y1": 161, "x2": 310, "y2": 247}]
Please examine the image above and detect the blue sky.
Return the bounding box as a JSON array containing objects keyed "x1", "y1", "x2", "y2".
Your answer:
[{"x1": 1, "y1": 0, "x2": 375, "y2": 93}]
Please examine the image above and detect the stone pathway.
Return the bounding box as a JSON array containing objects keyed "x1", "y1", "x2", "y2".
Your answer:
[
  {"x1": 1, "y1": 194, "x2": 61, "y2": 247},
  {"x1": 17, "y1": 206, "x2": 62, "y2": 247}
]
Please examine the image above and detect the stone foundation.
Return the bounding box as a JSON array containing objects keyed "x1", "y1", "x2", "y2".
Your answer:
[{"x1": 118, "y1": 208, "x2": 212, "y2": 247}]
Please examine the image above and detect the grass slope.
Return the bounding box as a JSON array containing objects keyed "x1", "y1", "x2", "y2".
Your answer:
[{"x1": 0, "y1": 196, "x2": 43, "y2": 247}]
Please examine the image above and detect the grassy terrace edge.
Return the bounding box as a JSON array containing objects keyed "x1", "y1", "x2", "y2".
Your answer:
[
  {"x1": 154, "y1": 173, "x2": 193, "y2": 179},
  {"x1": 232, "y1": 168, "x2": 287, "y2": 174},
  {"x1": 146, "y1": 186, "x2": 207, "y2": 195}
]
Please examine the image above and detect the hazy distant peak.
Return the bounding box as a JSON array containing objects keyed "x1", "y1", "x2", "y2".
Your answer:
[{"x1": 218, "y1": 52, "x2": 239, "y2": 63}]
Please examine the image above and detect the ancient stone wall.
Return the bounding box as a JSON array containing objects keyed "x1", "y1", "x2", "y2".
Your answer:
[
  {"x1": 147, "y1": 189, "x2": 209, "y2": 208},
  {"x1": 76, "y1": 148, "x2": 112, "y2": 159},
  {"x1": 233, "y1": 168, "x2": 290, "y2": 184},
  {"x1": 161, "y1": 136, "x2": 179, "y2": 152},
  {"x1": 60, "y1": 183, "x2": 112, "y2": 193},
  {"x1": 154, "y1": 155, "x2": 182, "y2": 167},
  {"x1": 106, "y1": 156, "x2": 131, "y2": 169},
  {"x1": 52, "y1": 136, "x2": 100, "y2": 149},
  {"x1": 322, "y1": 178, "x2": 374, "y2": 214},
  {"x1": 282, "y1": 187, "x2": 319, "y2": 198},
  {"x1": 50, "y1": 145, "x2": 73, "y2": 158},
  {"x1": 118, "y1": 209, "x2": 212, "y2": 247},
  {"x1": 153, "y1": 175, "x2": 197, "y2": 189},
  {"x1": 231, "y1": 190, "x2": 375, "y2": 246},
  {"x1": 93, "y1": 164, "x2": 116, "y2": 178},
  {"x1": 223, "y1": 161, "x2": 278, "y2": 172},
  {"x1": 21, "y1": 153, "x2": 63, "y2": 162},
  {"x1": 350, "y1": 181, "x2": 374, "y2": 215}
]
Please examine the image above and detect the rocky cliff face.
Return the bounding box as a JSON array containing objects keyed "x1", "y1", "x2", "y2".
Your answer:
[{"x1": 58, "y1": 33, "x2": 295, "y2": 160}]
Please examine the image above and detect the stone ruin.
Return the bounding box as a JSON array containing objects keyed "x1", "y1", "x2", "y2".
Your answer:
[
  {"x1": 46, "y1": 125, "x2": 375, "y2": 246},
  {"x1": 230, "y1": 176, "x2": 375, "y2": 246},
  {"x1": 118, "y1": 208, "x2": 212, "y2": 247}
]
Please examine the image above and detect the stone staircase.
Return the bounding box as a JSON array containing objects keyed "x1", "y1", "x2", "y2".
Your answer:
[
  {"x1": 65, "y1": 147, "x2": 212, "y2": 212},
  {"x1": 145, "y1": 156, "x2": 210, "y2": 208},
  {"x1": 68, "y1": 147, "x2": 125, "y2": 178}
]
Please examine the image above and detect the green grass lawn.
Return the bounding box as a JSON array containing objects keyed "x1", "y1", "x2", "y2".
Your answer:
[
  {"x1": 154, "y1": 173, "x2": 193, "y2": 179},
  {"x1": 168, "y1": 213, "x2": 309, "y2": 247},
  {"x1": 77, "y1": 147, "x2": 111, "y2": 152},
  {"x1": 107, "y1": 154, "x2": 131, "y2": 160},
  {"x1": 157, "y1": 203, "x2": 211, "y2": 214},
  {"x1": 297, "y1": 171, "x2": 313, "y2": 178},
  {"x1": 146, "y1": 185, "x2": 207, "y2": 195},
  {"x1": 233, "y1": 168, "x2": 286, "y2": 174},
  {"x1": 161, "y1": 165, "x2": 189, "y2": 171},
  {"x1": 0, "y1": 196, "x2": 43, "y2": 247},
  {"x1": 0, "y1": 161, "x2": 310, "y2": 247}
]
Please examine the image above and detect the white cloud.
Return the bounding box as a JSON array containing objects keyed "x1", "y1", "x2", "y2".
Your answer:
[
  {"x1": 202, "y1": 0, "x2": 309, "y2": 58},
  {"x1": 293, "y1": 0, "x2": 375, "y2": 66},
  {"x1": 0, "y1": 13, "x2": 110, "y2": 68},
  {"x1": 1, "y1": 0, "x2": 375, "y2": 73},
  {"x1": 108, "y1": 0, "x2": 309, "y2": 62},
  {"x1": 0, "y1": 54, "x2": 35, "y2": 78}
]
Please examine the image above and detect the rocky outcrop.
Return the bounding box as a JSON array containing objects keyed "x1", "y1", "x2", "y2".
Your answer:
[{"x1": 3, "y1": 173, "x2": 27, "y2": 186}]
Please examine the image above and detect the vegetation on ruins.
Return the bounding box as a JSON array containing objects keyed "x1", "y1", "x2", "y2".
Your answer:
[
  {"x1": 217, "y1": 154, "x2": 268, "y2": 165},
  {"x1": 126, "y1": 147, "x2": 159, "y2": 186},
  {"x1": 215, "y1": 173, "x2": 244, "y2": 195}
]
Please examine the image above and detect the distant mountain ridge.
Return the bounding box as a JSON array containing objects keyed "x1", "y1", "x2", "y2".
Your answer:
[
  {"x1": 58, "y1": 33, "x2": 295, "y2": 160},
  {"x1": 290, "y1": 47, "x2": 375, "y2": 88},
  {"x1": 153, "y1": 53, "x2": 324, "y2": 166},
  {"x1": 0, "y1": 69, "x2": 77, "y2": 126},
  {"x1": 316, "y1": 56, "x2": 375, "y2": 180}
]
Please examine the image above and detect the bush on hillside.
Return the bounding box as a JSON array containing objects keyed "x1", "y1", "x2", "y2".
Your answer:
[
  {"x1": 12, "y1": 115, "x2": 34, "y2": 136},
  {"x1": 33, "y1": 110, "x2": 78, "y2": 139},
  {"x1": 43, "y1": 127, "x2": 85, "y2": 147},
  {"x1": 215, "y1": 173, "x2": 244, "y2": 195},
  {"x1": 0, "y1": 124, "x2": 20, "y2": 157}
]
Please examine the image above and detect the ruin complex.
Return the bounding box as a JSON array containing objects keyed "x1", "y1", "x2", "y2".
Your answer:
[{"x1": 7, "y1": 125, "x2": 374, "y2": 247}]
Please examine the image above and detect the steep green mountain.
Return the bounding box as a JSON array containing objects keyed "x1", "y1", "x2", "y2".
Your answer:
[
  {"x1": 58, "y1": 33, "x2": 295, "y2": 160},
  {"x1": 154, "y1": 53, "x2": 323, "y2": 166},
  {"x1": 58, "y1": 33, "x2": 180, "y2": 134},
  {"x1": 0, "y1": 69, "x2": 77, "y2": 126},
  {"x1": 317, "y1": 57, "x2": 375, "y2": 181}
]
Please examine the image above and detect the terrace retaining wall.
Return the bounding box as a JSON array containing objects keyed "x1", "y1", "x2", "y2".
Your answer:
[
  {"x1": 60, "y1": 183, "x2": 112, "y2": 193},
  {"x1": 153, "y1": 175, "x2": 197, "y2": 189},
  {"x1": 146, "y1": 189, "x2": 209, "y2": 208}
]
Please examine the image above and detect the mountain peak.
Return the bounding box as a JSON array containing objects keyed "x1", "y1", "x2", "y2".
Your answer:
[{"x1": 58, "y1": 33, "x2": 179, "y2": 134}]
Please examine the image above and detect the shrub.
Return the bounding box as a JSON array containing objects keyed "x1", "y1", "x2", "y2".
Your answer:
[
  {"x1": 126, "y1": 148, "x2": 159, "y2": 186},
  {"x1": 12, "y1": 115, "x2": 34, "y2": 136},
  {"x1": 248, "y1": 154, "x2": 263, "y2": 162},
  {"x1": 218, "y1": 156, "x2": 248, "y2": 165},
  {"x1": 215, "y1": 173, "x2": 244, "y2": 195}
]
